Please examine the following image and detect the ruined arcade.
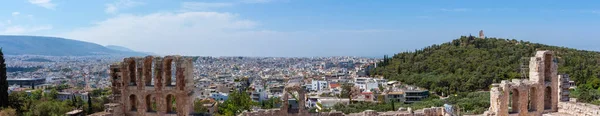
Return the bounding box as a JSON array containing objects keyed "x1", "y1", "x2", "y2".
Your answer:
[
  {"x1": 108, "y1": 56, "x2": 195, "y2": 116},
  {"x1": 486, "y1": 51, "x2": 572, "y2": 116}
]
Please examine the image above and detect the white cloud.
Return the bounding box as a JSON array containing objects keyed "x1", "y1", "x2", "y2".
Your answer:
[
  {"x1": 28, "y1": 0, "x2": 56, "y2": 9},
  {"x1": 60, "y1": 10, "x2": 420, "y2": 57},
  {"x1": 181, "y1": 2, "x2": 234, "y2": 11},
  {"x1": 60, "y1": 1, "x2": 413, "y2": 57},
  {"x1": 12, "y1": 12, "x2": 20, "y2": 16},
  {"x1": 105, "y1": 0, "x2": 144, "y2": 14},
  {"x1": 1, "y1": 25, "x2": 53, "y2": 35},
  {"x1": 62, "y1": 11, "x2": 261, "y2": 55},
  {"x1": 105, "y1": 5, "x2": 118, "y2": 14}
]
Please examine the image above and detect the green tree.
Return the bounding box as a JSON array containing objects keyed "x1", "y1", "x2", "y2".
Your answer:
[
  {"x1": 87, "y1": 94, "x2": 92, "y2": 114},
  {"x1": 259, "y1": 97, "x2": 281, "y2": 109},
  {"x1": 31, "y1": 100, "x2": 74, "y2": 116},
  {"x1": 0, "y1": 48, "x2": 8, "y2": 108},
  {"x1": 45, "y1": 89, "x2": 58, "y2": 100},
  {"x1": 75, "y1": 96, "x2": 83, "y2": 109},
  {"x1": 217, "y1": 90, "x2": 255, "y2": 115},
  {"x1": 369, "y1": 36, "x2": 600, "y2": 104},
  {"x1": 340, "y1": 83, "x2": 359, "y2": 103},
  {"x1": 30, "y1": 90, "x2": 43, "y2": 100},
  {"x1": 7, "y1": 92, "x2": 27, "y2": 114},
  {"x1": 193, "y1": 99, "x2": 213, "y2": 113}
]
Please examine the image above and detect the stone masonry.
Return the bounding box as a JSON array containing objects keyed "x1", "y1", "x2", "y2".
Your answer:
[
  {"x1": 556, "y1": 102, "x2": 600, "y2": 116},
  {"x1": 485, "y1": 51, "x2": 577, "y2": 116},
  {"x1": 108, "y1": 56, "x2": 195, "y2": 116}
]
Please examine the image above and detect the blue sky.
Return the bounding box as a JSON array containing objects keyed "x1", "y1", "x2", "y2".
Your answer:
[{"x1": 1, "y1": 0, "x2": 600, "y2": 57}]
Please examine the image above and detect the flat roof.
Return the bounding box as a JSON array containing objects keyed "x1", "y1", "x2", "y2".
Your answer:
[{"x1": 388, "y1": 91, "x2": 404, "y2": 94}]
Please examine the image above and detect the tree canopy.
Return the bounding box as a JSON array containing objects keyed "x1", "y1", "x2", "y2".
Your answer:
[
  {"x1": 370, "y1": 36, "x2": 600, "y2": 103},
  {"x1": 217, "y1": 90, "x2": 256, "y2": 115},
  {"x1": 0, "y1": 48, "x2": 8, "y2": 108}
]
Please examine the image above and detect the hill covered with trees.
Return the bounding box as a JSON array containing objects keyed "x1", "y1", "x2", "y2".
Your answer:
[{"x1": 370, "y1": 36, "x2": 600, "y2": 103}]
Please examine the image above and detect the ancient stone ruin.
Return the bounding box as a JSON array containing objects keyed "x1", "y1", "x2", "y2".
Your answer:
[
  {"x1": 107, "y1": 56, "x2": 194, "y2": 116},
  {"x1": 484, "y1": 51, "x2": 600, "y2": 116}
]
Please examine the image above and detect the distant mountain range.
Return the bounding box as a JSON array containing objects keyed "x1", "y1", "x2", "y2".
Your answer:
[{"x1": 0, "y1": 35, "x2": 147, "y2": 56}]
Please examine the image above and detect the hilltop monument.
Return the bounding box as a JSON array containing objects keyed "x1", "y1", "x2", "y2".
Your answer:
[{"x1": 479, "y1": 30, "x2": 485, "y2": 39}]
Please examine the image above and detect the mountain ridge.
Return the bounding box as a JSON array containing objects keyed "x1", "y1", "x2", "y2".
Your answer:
[{"x1": 0, "y1": 35, "x2": 146, "y2": 56}]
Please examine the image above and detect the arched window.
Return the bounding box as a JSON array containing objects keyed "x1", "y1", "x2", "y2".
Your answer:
[
  {"x1": 166, "y1": 94, "x2": 177, "y2": 113},
  {"x1": 509, "y1": 89, "x2": 519, "y2": 114},
  {"x1": 146, "y1": 95, "x2": 157, "y2": 112},
  {"x1": 154, "y1": 58, "x2": 163, "y2": 89},
  {"x1": 130, "y1": 95, "x2": 137, "y2": 111},
  {"x1": 544, "y1": 54, "x2": 552, "y2": 82},
  {"x1": 145, "y1": 58, "x2": 154, "y2": 87},
  {"x1": 164, "y1": 58, "x2": 176, "y2": 86},
  {"x1": 128, "y1": 60, "x2": 136, "y2": 86},
  {"x1": 171, "y1": 60, "x2": 177, "y2": 86},
  {"x1": 528, "y1": 87, "x2": 537, "y2": 112},
  {"x1": 544, "y1": 87, "x2": 552, "y2": 109},
  {"x1": 177, "y1": 67, "x2": 185, "y2": 91}
]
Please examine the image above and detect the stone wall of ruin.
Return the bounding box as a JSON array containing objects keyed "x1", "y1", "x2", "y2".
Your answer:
[
  {"x1": 557, "y1": 102, "x2": 600, "y2": 116},
  {"x1": 109, "y1": 56, "x2": 194, "y2": 116},
  {"x1": 239, "y1": 107, "x2": 447, "y2": 116},
  {"x1": 486, "y1": 51, "x2": 561, "y2": 116}
]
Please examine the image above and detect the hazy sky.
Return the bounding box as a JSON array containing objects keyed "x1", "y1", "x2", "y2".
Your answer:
[{"x1": 1, "y1": 0, "x2": 600, "y2": 57}]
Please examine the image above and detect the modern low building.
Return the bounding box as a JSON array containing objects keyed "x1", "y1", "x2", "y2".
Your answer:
[
  {"x1": 385, "y1": 91, "x2": 405, "y2": 103},
  {"x1": 354, "y1": 77, "x2": 378, "y2": 92},
  {"x1": 311, "y1": 79, "x2": 328, "y2": 91},
  {"x1": 315, "y1": 98, "x2": 349, "y2": 112},
  {"x1": 404, "y1": 90, "x2": 429, "y2": 103},
  {"x1": 210, "y1": 92, "x2": 229, "y2": 101},
  {"x1": 56, "y1": 92, "x2": 90, "y2": 101},
  {"x1": 251, "y1": 87, "x2": 268, "y2": 102},
  {"x1": 7, "y1": 78, "x2": 46, "y2": 89},
  {"x1": 269, "y1": 85, "x2": 284, "y2": 94}
]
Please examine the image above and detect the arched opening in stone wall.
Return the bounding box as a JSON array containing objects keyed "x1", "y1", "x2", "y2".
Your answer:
[
  {"x1": 130, "y1": 94, "x2": 137, "y2": 111},
  {"x1": 508, "y1": 89, "x2": 520, "y2": 114},
  {"x1": 166, "y1": 94, "x2": 177, "y2": 113},
  {"x1": 150, "y1": 60, "x2": 155, "y2": 86},
  {"x1": 177, "y1": 66, "x2": 185, "y2": 91},
  {"x1": 128, "y1": 60, "x2": 137, "y2": 86},
  {"x1": 164, "y1": 58, "x2": 175, "y2": 86},
  {"x1": 154, "y1": 58, "x2": 163, "y2": 89},
  {"x1": 111, "y1": 68, "x2": 119, "y2": 87},
  {"x1": 528, "y1": 87, "x2": 537, "y2": 112},
  {"x1": 544, "y1": 87, "x2": 552, "y2": 110},
  {"x1": 146, "y1": 95, "x2": 157, "y2": 112},
  {"x1": 544, "y1": 54, "x2": 552, "y2": 82},
  {"x1": 171, "y1": 60, "x2": 177, "y2": 87},
  {"x1": 286, "y1": 91, "x2": 300, "y2": 114},
  {"x1": 144, "y1": 58, "x2": 153, "y2": 87}
]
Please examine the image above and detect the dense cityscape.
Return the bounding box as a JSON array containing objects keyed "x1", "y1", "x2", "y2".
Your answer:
[
  {"x1": 3, "y1": 0, "x2": 600, "y2": 116},
  {"x1": 5, "y1": 55, "x2": 439, "y2": 115}
]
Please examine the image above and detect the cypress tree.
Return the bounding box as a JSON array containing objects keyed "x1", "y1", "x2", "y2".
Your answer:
[
  {"x1": 390, "y1": 100, "x2": 395, "y2": 111},
  {"x1": 0, "y1": 48, "x2": 8, "y2": 108},
  {"x1": 87, "y1": 94, "x2": 92, "y2": 114}
]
